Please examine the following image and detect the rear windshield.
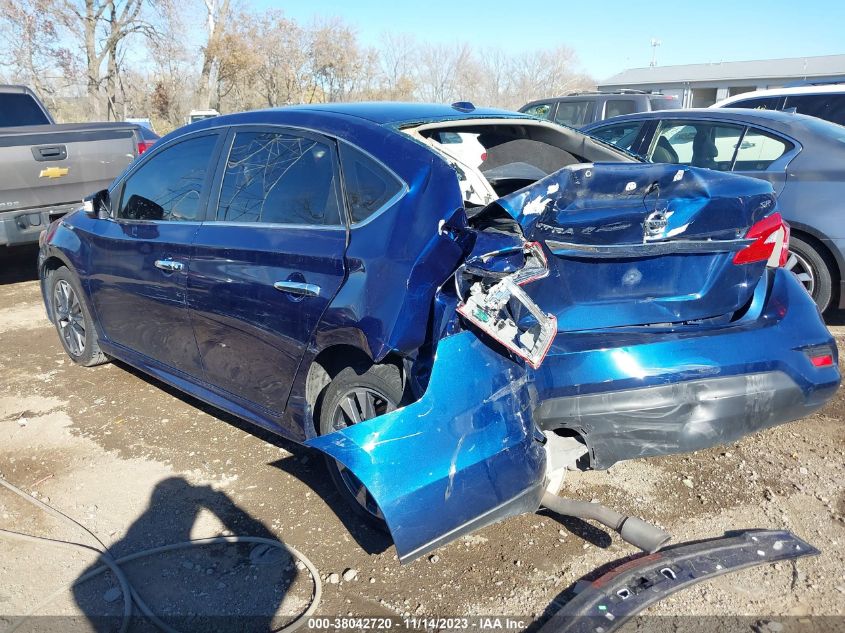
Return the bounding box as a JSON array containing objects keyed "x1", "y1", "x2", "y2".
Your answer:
[
  {"x1": 649, "y1": 96, "x2": 681, "y2": 110},
  {"x1": 0, "y1": 92, "x2": 51, "y2": 127}
]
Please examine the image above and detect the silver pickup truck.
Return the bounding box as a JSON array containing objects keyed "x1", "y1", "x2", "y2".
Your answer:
[{"x1": 0, "y1": 85, "x2": 150, "y2": 247}]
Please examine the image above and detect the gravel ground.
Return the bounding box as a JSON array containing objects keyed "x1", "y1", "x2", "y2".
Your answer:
[{"x1": 0, "y1": 245, "x2": 842, "y2": 632}]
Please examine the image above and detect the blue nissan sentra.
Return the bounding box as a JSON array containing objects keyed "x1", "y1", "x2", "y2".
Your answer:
[{"x1": 38, "y1": 102, "x2": 840, "y2": 562}]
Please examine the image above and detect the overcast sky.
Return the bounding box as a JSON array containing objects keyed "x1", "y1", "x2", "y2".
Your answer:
[{"x1": 248, "y1": 0, "x2": 845, "y2": 80}]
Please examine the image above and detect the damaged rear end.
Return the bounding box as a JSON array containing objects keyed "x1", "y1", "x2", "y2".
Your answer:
[{"x1": 307, "y1": 163, "x2": 840, "y2": 563}]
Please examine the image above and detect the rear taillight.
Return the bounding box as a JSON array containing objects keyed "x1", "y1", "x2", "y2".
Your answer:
[
  {"x1": 137, "y1": 141, "x2": 154, "y2": 155},
  {"x1": 733, "y1": 212, "x2": 790, "y2": 267},
  {"x1": 480, "y1": 152, "x2": 488, "y2": 162},
  {"x1": 805, "y1": 345, "x2": 835, "y2": 368}
]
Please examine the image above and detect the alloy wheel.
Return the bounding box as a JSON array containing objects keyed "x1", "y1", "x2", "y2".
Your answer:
[
  {"x1": 784, "y1": 249, "x2": 815, "y2": 297},
  {"x1": 53, "y1": 279, "x2": 86, "y2": 357},
  {"x1": 331, "y1": 387, "x2": 398, "y2": 520}
]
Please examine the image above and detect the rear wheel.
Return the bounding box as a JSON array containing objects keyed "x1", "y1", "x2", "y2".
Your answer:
[
  {"x1": 48, "y1": 267, "x2": 108, "y2": 367},
  {"x1": 785, "y1": 236, "x2": 833, "y2": 312},
  {"x1": 318, "y1": 363, "x2": 404, "y2": 528}
]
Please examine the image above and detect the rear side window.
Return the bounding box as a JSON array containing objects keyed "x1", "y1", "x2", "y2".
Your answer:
[
  {"x1": 589, "y1": 121, "x2": 644, "y2": 152},
  {"x1": 522, "y1": 102, "x2": 552, "y2": 118},
  {"x1": 554, "y1": 100, "x2": 595, "y2": 127},
  {"x1": 784, "y1": 94, "x2": 845, "y2": 125},
  {"x1": 217, "y1": 131, "x2": 341, "y2": 225},
  {"x1": 339, "y1": 143, "x2": 404, "y2": 224},
  {"x1": 118, "y1": 134, "x2": 217, "y2": 221},
  {"x1": 604, "y1": 99, "x2": 638, "y2": 118},
  {"x1": 0, "y1": 92, "x2": 51, "y2": 127},
  {"x1": 728, "y1": 96, "x2": 781, "y2": 111},
  {"x1": 650, "y1": 121, "x2": 744, "y2": 171},
  {"x1": 733, "y1": 128, "x2": 792, "y2": 171}
]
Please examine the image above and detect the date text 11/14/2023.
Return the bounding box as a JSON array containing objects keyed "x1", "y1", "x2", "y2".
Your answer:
[{"x1": 306, "y1": 616, "x2": 527, "y2": 630}]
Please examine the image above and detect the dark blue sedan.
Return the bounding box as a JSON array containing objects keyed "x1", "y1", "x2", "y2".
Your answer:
[
  {"x1": 583, "y1": 108, "x2": 845, "y2": 313},
  {"x1": 38, "y1": 103, "x2": 840, "y2": 562}
]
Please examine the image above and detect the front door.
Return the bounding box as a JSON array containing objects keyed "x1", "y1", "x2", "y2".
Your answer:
[
  {"x1": 189, "y1": 128, "x2": 348, "y2": 420},
  {"x1": 86, "y1": 132, "x2": 221, "y2": 377}
]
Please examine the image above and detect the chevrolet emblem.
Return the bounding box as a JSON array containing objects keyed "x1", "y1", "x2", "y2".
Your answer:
[{"x1": 39, "y1": 167, "x2": 69, "y2": 179}]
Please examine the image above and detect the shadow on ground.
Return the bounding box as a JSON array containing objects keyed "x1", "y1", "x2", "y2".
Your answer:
[{"x1": 70, "y1": 476, "x2": 301, "y2": 632}]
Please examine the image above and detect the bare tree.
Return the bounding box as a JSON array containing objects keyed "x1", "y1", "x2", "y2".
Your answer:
[
  {"x1": 196, "y1": 0, "x2": 231, "y2": 110},
  {"x1": 0, "y1": 0, "x2": 78, "y2": 111},
  {"x1": 379, "y1": 32, "x2": 417, "y2": 100},
  {"x1": 308, "y1": 17, "x2": 365, "y2": 102}
]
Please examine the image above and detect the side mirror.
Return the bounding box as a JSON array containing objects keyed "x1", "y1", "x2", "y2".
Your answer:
[{"x1": 83, "y1": 189, "x2": 111, "y2": 219}]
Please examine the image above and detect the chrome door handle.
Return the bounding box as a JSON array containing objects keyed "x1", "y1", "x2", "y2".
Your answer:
[
  {"x1": 273, "y1": 281, "x2": 320, "y2": 297},
  {"x1": 154, "y1": 259, "x2": 184, "y2": 272}
]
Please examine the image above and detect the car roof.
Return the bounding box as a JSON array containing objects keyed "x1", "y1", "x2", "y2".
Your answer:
[
  {"x1": 272, "y1": 102, "x2": 528, "y2": 126},
  {"x1": 583, "y1": 107, "x2": 826, "y2": 130},
  {"x1": 713, "y1": 84, "x2": 845, "y2": 107}
]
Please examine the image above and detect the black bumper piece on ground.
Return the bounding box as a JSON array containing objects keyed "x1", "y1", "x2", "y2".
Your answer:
[
  {"x1": 537, "y1": 529, "x2": 819, "y2": 633},
  {"x1": 535, "y1": 371, "x2": 827, "y2": 469}
]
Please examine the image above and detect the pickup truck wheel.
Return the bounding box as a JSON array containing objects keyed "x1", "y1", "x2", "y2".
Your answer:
[
  {"x1": 785, "y1": 237, "x2": 833, "y2": 313},
  {"x1": 48, "y1": 267, "x2": 108, "y2": 367},
  {"x1": 318, "y1": 363, "x2": 404, "y2": 530}
]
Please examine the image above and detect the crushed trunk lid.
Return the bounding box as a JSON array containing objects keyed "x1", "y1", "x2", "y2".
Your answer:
[{"x1": 494, "y1": 163, "x2": 781, "y2": 330}]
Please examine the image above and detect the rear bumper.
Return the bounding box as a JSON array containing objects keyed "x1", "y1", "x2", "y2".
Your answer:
[
  {"x1": 533, "y1": 268, "x2": 840, "y2": 469},
  {"x1": 535, "y1": 371, "x2": 831, "y2": 469},
  {"x1": 0, "y1": 204, "x2": 78, "y2": 246}
]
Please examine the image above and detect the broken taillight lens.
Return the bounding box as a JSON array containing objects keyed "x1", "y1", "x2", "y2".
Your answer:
[
  {"x1": 456, "y1": 242, "x2": 556, "y2": 369},
  {"x1": 733, "y1": 212, "x2": 790, "y2": 267}
]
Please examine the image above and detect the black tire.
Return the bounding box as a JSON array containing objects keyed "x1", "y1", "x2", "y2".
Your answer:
[
  {"x1": 318, "y1": 363, "x2": 404, "y2": 528},
  {"x1": 786, "y1": 236, "x2": 834, "y2": 313},
  {"x1": 47, "y1": 267, "x2": 109, "y2": 367}
]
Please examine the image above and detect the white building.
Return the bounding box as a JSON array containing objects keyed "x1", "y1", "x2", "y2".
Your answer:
[{"x1": 598, "y1": 54, "x2": 845, "y2": 108}]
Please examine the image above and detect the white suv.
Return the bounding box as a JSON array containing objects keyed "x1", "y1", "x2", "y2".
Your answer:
[{"x1": 711, "y1": 85, "x2": 845, "y2": 126}]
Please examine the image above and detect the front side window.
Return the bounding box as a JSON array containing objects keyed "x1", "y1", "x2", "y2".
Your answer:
[
  {"x1": 650, "y1": 121, "x2": 744, "y2": 170},
  {"x1": 784, "y1": 94, "x2": 845, "y2": 126},
  {"x1": 589, "y1": 121, "x2": 644, "y2": 152},
  {"x1": 522, "y1": 102, "x2": 552, "y2": 118},
  {"x1": 217, "y1": 131, "x2": 341, "y2": 225},
  {"x1": 118, "y1": 134, "x2": 217, "y2": 221},
  {"x1": 733, "y1": 128, "x2": 792, "y2": 171},
  {"x1": 554, "y1": 100, "x2": 595, "y2": 127},
  {"x1": 339, "y1": 143, "x2": 404, "y2": 224},
  {"x1": 604, "y1": 99, "x2": 638, "y2": 118}
]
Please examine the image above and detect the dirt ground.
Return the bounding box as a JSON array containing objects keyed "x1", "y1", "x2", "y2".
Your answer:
[{"x1": 0, "y1": 244, "x2": 843, "y2": 632}]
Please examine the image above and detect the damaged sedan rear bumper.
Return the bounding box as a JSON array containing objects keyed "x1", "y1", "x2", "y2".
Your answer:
[{"x1": 533, "y1": 267, "x2": 840, "y2": 469}]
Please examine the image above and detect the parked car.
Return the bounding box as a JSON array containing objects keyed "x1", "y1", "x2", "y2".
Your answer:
[
  {"x1": 520, "y1": 90, "x2": 681, "y2": 128},
  {"x1": 0, "y1": 85, "x2": 149, "y2": 247},
  {"x1": 584, "y1": 108, "x2": 845, "y2": 312},
  {"x1": 187, "y1": 109, "x2": 220, "y2": 124},
  {"x1": 134, "y1": 125, "x2": 160, "y2": 155},
  {"x1": 39, "y1": 102, "x2": 839, "y2": 563},
  {"x1": 712, "y1": 85, "x2": 845, "y2": 126}
]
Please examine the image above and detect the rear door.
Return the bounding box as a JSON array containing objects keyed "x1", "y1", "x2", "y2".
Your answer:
[
  {"x1": 86, "y1": 131, "x2": 222, "y2": 377},
  {"x1": 188, "y1": 127, "x2": 348, "y2": 422}
]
